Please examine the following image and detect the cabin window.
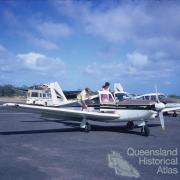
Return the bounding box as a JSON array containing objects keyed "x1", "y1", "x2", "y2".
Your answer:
[
  {"x1": 115, "y1": 93, "x2": 129, "y2": 101},
  {"x1": 144, "y1": 96, "x2": 149, "y2": 100},
  {"x1": 31, "y1": 92, "x2": 39, "y2": 97},
  {"x1": 91, "y1": 97, "x2": 100, "y2": 104},
  {"x1": 159, "y1": 95, "x2": 165, "y2": 100},
  {"x1": 151, "y1": 95, "x2": 156, "y2": 101},
  {"x1": 47, "y1": 93, "x2": 52, "y2": 98},
  {"x1": 101, "y1": 94, "x2": 109, "y2": 102},
  {"x1": 101, "y1": 94, "x2": 114, "y2": 103},
  {"x1": 44, "y1": 90, "x2": 51, "y2": 98},
  {"x1": 115, "y1": 94, "x2": 123, "y2": 101},
  {"x1": 27, "y1": 92, "x2": 30, "y2": 97}
]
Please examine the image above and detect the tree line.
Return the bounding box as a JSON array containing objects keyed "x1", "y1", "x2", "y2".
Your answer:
[
  {"x1": 0, "y1": 84, "x2": 179, "y2": 98},
  {"x1": 0, "y1": 85, "x2": 27, "y2": 97}
]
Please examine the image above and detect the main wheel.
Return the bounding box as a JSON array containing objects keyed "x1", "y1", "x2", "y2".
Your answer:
[
  {"x1": 141, "y1": 125, "x2": 150, "y2": 137},
  {"x1": 126, "y1": 121, "x2": 135, "y2": 130},
  {"x1": 173, "y1": 111, "x2": 177, "y2": 117},
  {"x1": 84, "y1": 124, "x2": 91, "y2": 132}
]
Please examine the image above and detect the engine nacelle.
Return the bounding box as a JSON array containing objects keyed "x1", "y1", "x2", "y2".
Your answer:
[{"x1": 155, "y1": 102, "x2": 165, "y2": 111}]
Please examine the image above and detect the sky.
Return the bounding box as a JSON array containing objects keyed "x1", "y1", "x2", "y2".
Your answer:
[{"x1": 0, "y1": 0, "x2": 180, "y2": 95}]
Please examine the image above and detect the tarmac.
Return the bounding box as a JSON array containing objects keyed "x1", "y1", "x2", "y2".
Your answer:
[{"x1": 0, "y1": 102, "x2": 179, "y2": 180}]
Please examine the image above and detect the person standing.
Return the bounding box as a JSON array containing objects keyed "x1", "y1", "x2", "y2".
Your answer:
[
  {"x1": 102, "y1": 82, "x2": 110, "y2": 91},
  {"x1": 77, "y1": 88, "x2": 91, "y2": 110},
  {"x1": 101, "y1": 82, "x2": 110, "y2": 102}
]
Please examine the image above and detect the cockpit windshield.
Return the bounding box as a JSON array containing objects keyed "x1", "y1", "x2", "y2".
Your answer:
[{"x1": 99, "y1": 91, "x2": 115, "y2": 104}]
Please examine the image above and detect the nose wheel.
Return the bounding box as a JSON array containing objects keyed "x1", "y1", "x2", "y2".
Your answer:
[{"x1": 141, "y1": 125, "x2": 150, "y2": 137}]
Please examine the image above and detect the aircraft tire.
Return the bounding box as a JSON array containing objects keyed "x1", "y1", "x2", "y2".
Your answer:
[
  {"x1": 141, "y1": 125, "x2": 150, "y2": 137},
  {"x1": 173, "y1": 111, "x2": 177, "y2": 117},
  {"x1": 126, "y1": 121, "x2": 134, "y2": 130},
  {"x1": 84, "y1": 124, "x2": 91, "y2": 132}
]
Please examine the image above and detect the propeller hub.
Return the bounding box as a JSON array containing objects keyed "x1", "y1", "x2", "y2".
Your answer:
[{"x1": 155, "y1": 102, "x2": 165, "y2": 111}]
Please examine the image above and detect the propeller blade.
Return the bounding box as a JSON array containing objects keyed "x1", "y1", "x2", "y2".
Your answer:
[
  {"x1": 159, "y1": 111, "x2": 165, "y2": 130},
  {"x1": 155, "y1": 85, "x2": 160, "y2": 103}
]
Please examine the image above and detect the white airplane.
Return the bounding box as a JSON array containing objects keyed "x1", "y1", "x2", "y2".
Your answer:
[
  {"x1": 114, "y1": 83, "x2": 180, "y2": 117},
  {"x1": 114, "y1": 83, "x2": 136, "y2": 101},
  {"x1": 26, "y1": 82, "x2": 97, "y2": 107},
  {"x1": 2, "y1": 90, "x2": 180, "y2": 137},
  {"x1": 26, "y1": 82, "x2": 71, "y2": 106},
  {"x1": 136, "y1": 93, "x2": 180, "y2": 117}
]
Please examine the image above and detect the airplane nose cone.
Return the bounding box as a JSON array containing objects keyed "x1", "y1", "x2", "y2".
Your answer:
[{"x1": 155, "y1": 102, "x2": 165, "y2": 111}]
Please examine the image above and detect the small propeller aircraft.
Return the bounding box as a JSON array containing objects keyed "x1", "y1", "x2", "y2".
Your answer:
[
  {"x1": 2, "y1": 90, "x2": 180, "y2": 137},
  {"x1": 136, "y1": 88, "x2": 180, "y2": 117},
  {"x1": 114, "y1": 83, "x2": 180, "y2": 117}
]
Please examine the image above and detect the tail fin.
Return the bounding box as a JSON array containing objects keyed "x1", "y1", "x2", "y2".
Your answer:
[
  {"x1": 49, "y1": 82, "x2": 68, "y2": 105},
  {"x1": 114, "y1": 83, "x2": 124, "y2": 93}
]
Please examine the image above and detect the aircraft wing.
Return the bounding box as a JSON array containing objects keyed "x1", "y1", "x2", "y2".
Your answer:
[
  {"x1": 162, "y1": 106, "x2": 180, "y2": 112},
  {"x1": 2, "y1": 103, "x2": 120, "y2": 121}
]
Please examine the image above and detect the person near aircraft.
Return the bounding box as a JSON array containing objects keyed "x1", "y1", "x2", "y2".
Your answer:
[
  {"x1": 77, "y1": 88, "x2": 91, "y2": 110},
  {"x1": 101, "y1": 82, "x2": 110, "y2": 102},
  {"x1": 102, "y1": 82, "x2": 110, "y2": 91}
]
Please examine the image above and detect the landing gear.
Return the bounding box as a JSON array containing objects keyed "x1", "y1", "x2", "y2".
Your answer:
[
  {"x1": 80, "y1": 118, "x2": 91, "y2": 132},
  {"x1": 126, "y1": 121, "x2": 135, "y2": 130},
  {"x1": 173, "y1": 111, "x2": 177, "y2": 117},
  {"x1": 138, "y1": 121, "x2": 150, "y2": 137},
  {"x1": 141, "y1": 125, "x2": 150, "y2": 137},
  {"x1": 84, "y1": 123, "x2": 91, "y2": 132}
]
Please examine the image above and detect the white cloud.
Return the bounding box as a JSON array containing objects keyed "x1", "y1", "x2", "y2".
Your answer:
[
  {"x1": 17, "y1": 52, "x2": 46, "y2": 68},
  {"x1": 84, "y1": 7, "x2": 135, "y2": 42},
  {"x1": 16, "y1": 52, "x2": 65, "y2": 73},
  {"x1": 27, "y1": 36, "x2": 58, "y2": 50},
  {"x1": 54, "y1": 1, "x2": 180, "y2": 61},
  {"x1": 127, "y1": 52, "x2": 148, "y2": 67},
  {"x1": 84, "y1": 49, "x2": 178, "y2": 82},
  {"x1": 24, "y1": 21, "x2": 73, "y2": 50},
  {"x1": 0, "y1": 47, "x2": 66, "y2": 84},
  {"x1": 36, "y1": 22, "x2": 72, "y2": 39}
]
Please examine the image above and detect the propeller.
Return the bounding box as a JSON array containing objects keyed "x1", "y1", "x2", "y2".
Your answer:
[
  {"x1": 154, "y1": 85, "x2": 165, "y2": 130},
  {"x1": 159, "y1": 111, "x2": 165, "y2": 130},
  {"x1": 155, "y1": 85, "x2": 160, "y2": 103}
]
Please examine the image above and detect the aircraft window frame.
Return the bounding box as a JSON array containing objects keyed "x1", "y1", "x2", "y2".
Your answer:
[
  {"x1": 159, "y1": 95, "x2": 165, "y2": 100},
  {"x1": 31, "y1": 92, "x2": 39, "y2": 97},
  {"x1": 47, "y1": 93, "x2": 52, "y2": 98},
  {"x1": 151, "y1": 95, "x2": 156, "y2": 101},
  {"x1": 99, "y1": 92, "x2": 115, "y2": 104},
  {"x1": 144, "y1": 96, "x2": 149, "y2": 100}
]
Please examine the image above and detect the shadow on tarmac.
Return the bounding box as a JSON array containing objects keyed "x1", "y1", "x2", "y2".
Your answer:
[{"x1": 0, "y1": 119, "x2": 161, "y2": 136}]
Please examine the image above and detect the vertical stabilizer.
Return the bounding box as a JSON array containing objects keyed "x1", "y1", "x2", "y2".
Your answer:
[
  {"x1": 114, "y1": 83, "x2": 124, "y2": 93},
  {"x1": 49, "y1": 82, "x2": 68, "y2": 106}
]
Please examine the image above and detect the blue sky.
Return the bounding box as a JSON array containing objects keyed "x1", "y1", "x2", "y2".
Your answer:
[{"x1": 0, "y1": 0, "x2": 180, "y2": 95}]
